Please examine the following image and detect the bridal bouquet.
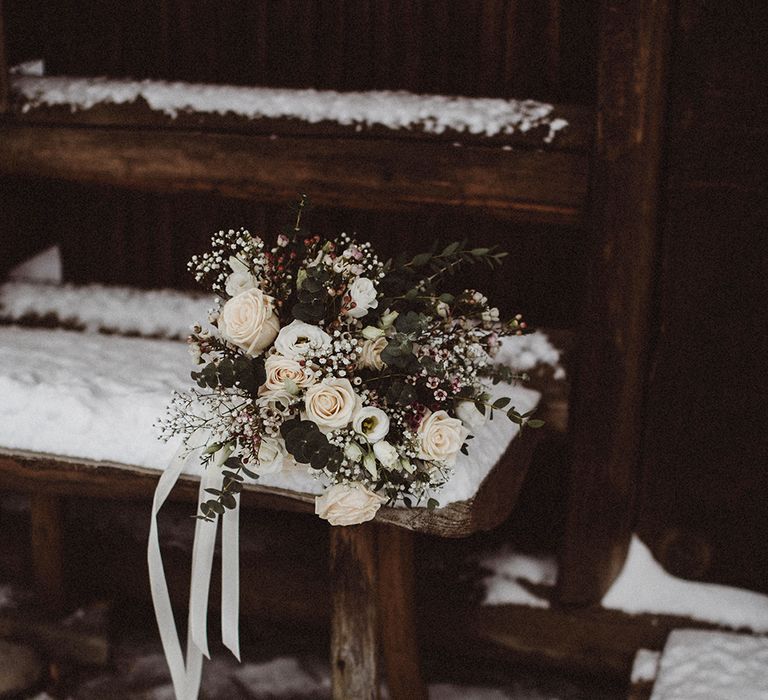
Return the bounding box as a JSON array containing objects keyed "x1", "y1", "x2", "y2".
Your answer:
[{"x1": 159, "y1": 197, "x2": 539, "y2": 526}]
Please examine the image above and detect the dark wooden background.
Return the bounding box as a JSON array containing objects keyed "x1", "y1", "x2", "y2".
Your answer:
[{"x1": 1, "y1": 0, "x2": 766, "y2": 593}]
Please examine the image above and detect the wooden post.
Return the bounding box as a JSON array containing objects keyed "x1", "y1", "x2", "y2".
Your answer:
[
  {"x1": 0, "y1": 0, "x2": 8, "y2": 113},
  {"x1": 30, "y1": 493, "x2": 65, "y2": 611},
  {"x1": 377, "y1": 524, "x2": 427, "y2": 700},
  {"x1": 557, "y1": 0, "x2": 671, "y2": 605},
  {"x1": 330, "y1": 524, "x2": 379, "y2": 700}
]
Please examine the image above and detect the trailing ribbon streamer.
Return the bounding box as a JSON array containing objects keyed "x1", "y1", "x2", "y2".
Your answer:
[{"x1": 148, "y1": 439, "x2": 241, "y2": 699}]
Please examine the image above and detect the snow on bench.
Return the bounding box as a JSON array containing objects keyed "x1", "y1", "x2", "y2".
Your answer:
[{"x1": 0, "y1": 279, "x2": 557, "y2": 510}]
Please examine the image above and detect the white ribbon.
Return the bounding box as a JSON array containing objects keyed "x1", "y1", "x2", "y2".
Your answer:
[{"x1": 148, "y1": 439, "x2": 241, "y2": 699}]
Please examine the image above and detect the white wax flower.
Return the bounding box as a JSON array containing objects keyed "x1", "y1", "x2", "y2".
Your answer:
[
  {"x1": 345, "y1": 277, "x2": 379, "y2": 319},
  {"x1": 274, "y1": 319, "x2": 332, "y2": 359},
  {"x1": 315, "y1": 483, "x2": 386, "y2": 526},
  {"x1": 218, "y1": 288, "x2": 279, "y2": 357},
  {"x1": 352, "y1": 406, "x2": 390, "y2": 443},
  {"x1": 417, "y1": 410, "x2": 469, "y2": 466}
]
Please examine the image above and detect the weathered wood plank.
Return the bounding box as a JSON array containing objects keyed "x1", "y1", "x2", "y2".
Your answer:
[
  {"x1": 30, "y1": 493, "x2": 65, "y2": 611},
  {"x1": 557, "y1": 0, "x2": 671, "y2": 605},
  {"x1": 0, "y1": 124, "x2": 588, "y2": 225},
  {"x1": 330, "y1": 524, "x2": 379, "y2": 700},
  {"x1": 0, "y1": 0, "x2": 8, "y2": 113},
  {"x1": 377, "y1": 525, "x2": 427, "y2": 700}
]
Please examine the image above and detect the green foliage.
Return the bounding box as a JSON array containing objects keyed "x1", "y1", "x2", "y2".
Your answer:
[
  {"x1": 191, "y1": 356, "x2": 265, "y2": 395},
  {"x1": 280, "y1": 418, "x2": 343, "y2": 471},
  {"x1": 292, "y1": 266, "x2": 330, "y2": 324}
]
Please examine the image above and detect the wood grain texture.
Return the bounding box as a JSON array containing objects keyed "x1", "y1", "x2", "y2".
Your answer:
[
  {"x1": 557, "y1": 0, "x2": 671, "y2": 605},
  {"x1": 0, "y1": 123, "x2": 588, "y2": 225},
  {"x1": 0, "y1": 0, "x2": 8, "y2": 113},
  {"x1": 30, "y1": 492, "x2": 65, "y2": 611},
  {"x1": 377, "y1": 525, "x2": 427, "y2": 700},
  {"x1": 330, "y1": 524, "x2": 379, "y2": 700}
]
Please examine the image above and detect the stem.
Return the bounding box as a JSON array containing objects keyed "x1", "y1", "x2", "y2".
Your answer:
[{"x1": 294, "y1": 193, "x2": 308, "y2": 231}]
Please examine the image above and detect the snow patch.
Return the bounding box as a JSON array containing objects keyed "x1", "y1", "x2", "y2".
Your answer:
[
  {"x1": 631, "y1": 649, "x2": 661, "y2": 684},
  {"x1": 651, "y1": 630, "x2": 768, "y2": 700},
  {"x1": 602, "y1": 537, "x2": 768, "y2": 633},
  {"x1": 0, "y1": 325, "x2": 537, "y2": 506},
  {"x1": 12, "y1": 63, "x2": 568, "y2": 142},
  {"x1": 6, "y1": 245, "x2": 62, "y2": 284},
  {"x1": 0, "y1": 280, "x2": 210, "y2": 339},
  {"x1": 481, "y1": 536, "x2": 768, "y2": 634}
]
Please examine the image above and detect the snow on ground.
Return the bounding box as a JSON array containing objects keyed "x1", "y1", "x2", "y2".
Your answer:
[
  {"x1": 0, "y1": 323, "x2": 538, "y2": 506},
  {"x1": 631, "y1": 649, "x2": 661, "y2": 684},
  {"x1": 11, "y1": 61, "x2": 568, "y2": 142},
  {"x1": 481, "y1": 536, "x2": 768, "y2": 634},
  {"x1": 650, "y1": 630, "x2": 768, "y2": 700}
]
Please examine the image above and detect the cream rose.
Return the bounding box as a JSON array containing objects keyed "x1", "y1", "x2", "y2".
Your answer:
[
  {"x1": 274, "y1": 320, "x2": 332, "y2": 359},
  {"x1": 252, "y1": 436, "x2": 286, "y2": 475},
  {"x1": 358, "y1": 336, "x2": 387, "y2": 371},
  {"x1": 345, "y1": 277, "x2": 379, "y2": 319},
  {"x1": 315, "y1": 483, "x2": 386, "y2": 526},
  {"x1": 218, "y1": 288, "x2": 279, "y2": 357},
  {"x1": 304, "y1": 378, "x2": 362, "y2": 432},
  {"x1": 352, "y1": 406, "x2": 390, "y2": 443},
  {"x1": 417, "y1": 410, "x2": 469, "y2": 466},
  {"x1": 260, "y1": 354, "x2": 316, "y2": 394}
]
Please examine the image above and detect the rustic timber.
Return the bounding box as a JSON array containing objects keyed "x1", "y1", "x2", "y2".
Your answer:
[
  {"x1": 0, "y1": 0, "x2": 8, "y2": 113},
  {"x1": 0, "y1": 123, "x2": 587, "y2": 226},
  {"x1": 330, "y1": 524, "x2": 379, "y2": 700},
  {"x1": 30, "y1": 493, "x2": 65, "y2": 612},
  {"x1": 377, "y1": 525, "x2": 427, "y2": 700},
  {"x1": 558, "y1": 0, "x2": 671, "y2": 605}
]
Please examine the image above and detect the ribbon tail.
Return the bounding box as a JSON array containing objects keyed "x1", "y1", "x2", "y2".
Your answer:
[
  {"x1": 221, "y1": 493, "x2": 241, "y2": 660},
  {"x1": 188, "y1": 468, "x2": 220, "y2": 660},
  {"x1": 147, "y1": 443, "x2": 193, "y2": 700}
]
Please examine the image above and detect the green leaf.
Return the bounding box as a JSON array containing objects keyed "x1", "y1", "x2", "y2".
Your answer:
[
  {"x1": 526, "y1": 419, "x2": 545, "y2": 429},
  {"x1": 427, "y1": 498, "x2": 439, "y2": 510},
  {"x1": 204, "y1": 488, "x2": 223, "y2": 496},
  {"x1": 442, "y1": 241, "x2": 460, "y2": 256},
  {"x1": 492, "y1": 397, "x2": 511, "y2": 409},
  {"x1": 221, "y1": 493, "x2": 237, "y2": 509},
  {"x1": 241, "y1": 466, "x2": 260, "y2": 480},
  {"x1": 410, "y1": 252, "x2": 432, "y2": 267},
  {"x1": 222, "y1": 470, "x2": 244, "y2": 481},
  {"x1": 470, "y1": 247, "x2": 490, "y2": 256},
  {"x1": 474, "y1": 400, "x2": 486, "y2": 416},
  {"x1": 203, "y1": 442, "x2": 223, "y2": 455}
]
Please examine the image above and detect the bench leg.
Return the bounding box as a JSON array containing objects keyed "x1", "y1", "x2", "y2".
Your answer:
[
  {"x1": 330, "y1": 523, "x2": 379, "y2": 699},
  {"x1": 30, "y1": 493, "x2": 65, "y2": 611},
  {"x1": 378, "y1": 524, "x2": 427, "y2": 700}
]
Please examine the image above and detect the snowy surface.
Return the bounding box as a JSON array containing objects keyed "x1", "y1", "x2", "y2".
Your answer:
[
  {"x1": 0, "y1": 324, "x2": 539, "y2": 506},
  {"x1": 480, "y1": 548, "x2": 557, "y2": 607},
  {"x1": 631, "y1": 649, "x2": 661, "y2": 684},
  {"x1": 11, "y1": 61, "x2": 568, "y2": 142},
  {"x1": 0, "y1": 280, "x2": 210, "y2": 339},
  {"x1": 6, "y1": 245, "x2": 62, "y2": 284},
  {"x1": 481, "y1": 536, "x2": 768, "y2": 634},
  {"x1": 650, "y1": 630, "x2": 768, "y2": 700},
  {"x1": 603, "y1": 537, "x2": 768, "y2": 633}
]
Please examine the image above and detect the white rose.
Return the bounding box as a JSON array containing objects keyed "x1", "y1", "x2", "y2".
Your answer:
[
  {"x1": 252, "y1": 436, "x2": 286, "y2": 475},
  {"x1": 373, "y1": 440, "x2": 399, "y2": 468},
  {"x1": 304, "y1": 378, "x2": 362, "y2": 432},
  {"x1": 358, "y1": 336, "x2": 387, "y2": 371},
  {"x1": 274, "y1": 320, "x2": 332, "y2": 359},
  {"x1": 260, "y1": 354, "x2": 316, "y2": 394},
  {"x1": 225, "y1": 270, "x2": 259, "y2": 297},
  {"x1": 352, "y1": 406, "x2": 390, "y2": 443},
  {"x1": 315, "y1": 483, "x2": 386, "y2": 526},
  {"x1": 455, "y1": 400, "x2": 487, "y2": 430},
  {"x1": 417, "y1": 410, "x2": 469, "y2": 466},
  {"x1": 345, "y1": 277, "x2": 379, "y2": 319},
  {"x1": 218, "y1": 288, "x2": 280, "y2": 357}
]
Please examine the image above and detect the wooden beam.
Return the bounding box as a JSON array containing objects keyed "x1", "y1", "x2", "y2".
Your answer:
[
  {"x1": 377, "y1": 525, "x2": 427, "y2": 700},
  {"x1": 557, "y1": 0, "x2": 671, "y2": 605},
  {"x1": 330, "y1": 524, "x2": 379, "y2": 700},
  {"x1": 0, "y1": 0, "x2": 7, "y2": 113},
  {"x1": 0, "y1": 123, "x2": 587, "y2": 225},
  {"x1": 30, "y1": 493, "x2": 65, "y2": 612}
]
